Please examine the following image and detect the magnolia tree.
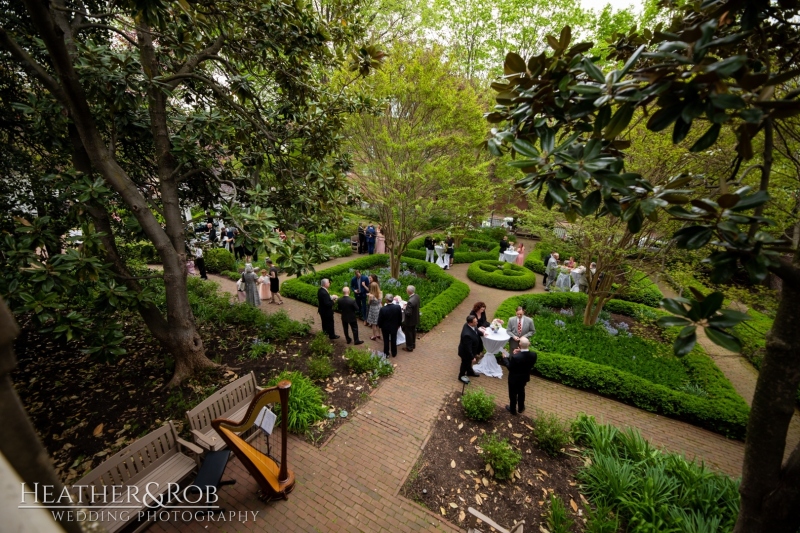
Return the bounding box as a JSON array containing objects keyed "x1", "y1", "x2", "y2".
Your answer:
[{"x1": 486, "y1": 1, "x2": 800, "y2": 530}]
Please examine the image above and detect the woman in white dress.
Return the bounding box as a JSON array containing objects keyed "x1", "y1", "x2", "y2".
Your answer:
[
  {"x1": 570, "y1": 265, "x2": 586, "y2": 293},
  {"x1": 554, "y1": 264, "x2": 572, "y2": 292}
]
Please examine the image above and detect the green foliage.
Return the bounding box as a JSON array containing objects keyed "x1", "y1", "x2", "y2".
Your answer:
[
  {"x1": 281, "y1": 255, "x2": 469, "y2": 331},
  {"x1": 461, "y1": 388, "x2": 496, "y2": 421},
  {"x1": 584, "y1": 506, "x2": 620, "y2": 533},
  {"x1": 480, "y1": 434, "x2": 521, "y2": 481},
  {"x1": 573, "y1": 415, "x2": 740, "y2": 532},
  {"x1": 246, "y1": 340, "x2": 276, "y2": 360},
  {"x1": 306, "y1": 356, "x2": 334, "y2": 381},
  {"x1": 494, "y1": 293, "x2": 749, "y2": 438},
  {"x1": 117, "y1": 240, "x2": 160, "y2": 264},
  {"x1": 533, "y1": 410, "x2": 571, "y2": 456},
  {"x1": 266, "y1": 371, "x2": 327, "y2": 434},
  {"x1": 546, "y1": 494, "x2": 574, "y2": 533},
  {"x1": 523, "y1": 255, "x2": 546, "y2": 274},
  {"x1": 309, "y1": 331, "x2": 334, "y2": 358},
  {"x1": 204, "y1": 248, "x2": 236, "y2": 274},
  {"x1": 343, "y1": 347, "x2": 394, "y2": 377},
  {"x1": 404, "y1": 235, "x2": 500, "y2": 263},
  {"x1": 467, "y1": 260, "x2": 536, "y2": 290},
  {"x1": 616, "y1": 268, "x2": 663, "y2": 308}
]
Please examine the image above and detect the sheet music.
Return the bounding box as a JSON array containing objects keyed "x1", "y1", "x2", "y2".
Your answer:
[{"x1": 255, "y1": 406, "x2": 277, "y2": 435}]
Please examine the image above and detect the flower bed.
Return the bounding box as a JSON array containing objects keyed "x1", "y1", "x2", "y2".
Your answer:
[
  {"x1": 467, "y1": 260, "x2": 536, "y2": 290},
  {"x1": 494, "y1": 292, "x2": 749, "y2": 439},
  {"x1": 281, "y1": 254, "x2": 469, "y2": 332},
  {"x1": 402, "y1": 235, "x2": 500, "y2": 263}
]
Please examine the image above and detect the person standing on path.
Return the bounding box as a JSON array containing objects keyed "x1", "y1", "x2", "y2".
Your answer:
[
  {"x1": 366, "y1": 280, "x2": 382, "y2": 339},
  {"x1": 377, "y1": 294, "x2": 402, "y2": 357},
  {"x1": 403, "y1": 285, "x2": 420, "y2": 352},
  {"x1": 243, "y1": 264, "x2": 261, "y2": 307},
  {"x1": 338, "y1": 287, "x2": 363, "y2": 345},
  {"x1": 317, "y1": 278, "x2": 339, "y2": 339},
  {"x1": 193, "y1": 242, "x2": 208, "y2": 280},
  {"x1": 545, "y1": 252, "x2": 559, "y2": 290},
  {"x1": 358, "y1": 222, "x2": 366, "y2": 254},
  {"x1": 445, "y1": 233, "x2": 455, "y2": 268},
  {"x1": 458, "y1": 315, "x2": 484, "y2": 380},
  {"x1": 506, "y1": 306, "x2": 535, "y2": 353},
  {"x1": 268, "y1": 261, "x2": 283, "y2": 304},
  {"x1": 366, "y1": 223, "x2": 377, "y2": 255},
  {"x1": 515, "y1": 243, "x2": 526, "y2": 266},
  {"x1": 350, "y1": 269, "x2": 370, "y2": 322},
  {"x1": 499, "y1": 235, "x2": 510, "y2": 261},
  {"x1": 500, "y1": 337, "x2": 537, "y2": 415},
  {"x1": 424, "y1": 235, "x2": 435, "y2": 263},
  {"x1": 258, "y1": 268, "x2": 271, "y2": 302}
]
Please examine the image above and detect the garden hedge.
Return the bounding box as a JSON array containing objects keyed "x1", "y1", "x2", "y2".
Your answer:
[
  {"x1": 205, "y1": 247, "x2": 236, "y2": 273},
  {"x1": 281, "y1": 254, "x2": 469, "y2": 332},
  {"x1": 494, "y1": 292, "x2": 750, "y2": 439},
  {"x1": 523, "y1": 255, "x2": 545, "y2": 274},
  {"x1": 402, "y1": 235, "x2": 501, "y2": 263},
  {"x1": 615, "y1": 268, "x2": 664, "y2": 308},
  {"x1": 467, "y1": 260, "x2": 536, "y2": 290}
]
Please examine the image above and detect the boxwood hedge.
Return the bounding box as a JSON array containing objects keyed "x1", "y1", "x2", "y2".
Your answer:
[
  {"x1": 402, "y1": 235, "x2": 501, "y2": 263},
  {"x1": 523, "y1": 255, "x2": 545, "y2": 274},
  {"x1": 205, "y1": 247, "x2": 236, "y2": 273},
  {"x1": 614, "y1": 267, "x2": 664, "y2": 308},
  {"x1": 281, "y1": 254, "x2": 469, "y2": 332},
  {"x1": 467, "y1": 260, "x2": 536, "y2": 290},
  {"x1": 494, "y1": 292, "x2": 749, "y2": 439}
]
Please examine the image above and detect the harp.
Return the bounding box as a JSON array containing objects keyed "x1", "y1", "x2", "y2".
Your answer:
[{"x1": 211, "y1": 380, "x2": 296, "y2": 501}]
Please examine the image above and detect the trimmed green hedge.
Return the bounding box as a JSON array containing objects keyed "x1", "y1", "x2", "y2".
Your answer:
[
  {"x1": 281, "y1": 254, "x2": 469, "y2": 332},
  {"x1": 494, "y1": 293, "x2": 749, "y2": 439},
  {"x1": 467, "y1": 260, "x2": 536, "y2": 290},
  {"x1": 205, "y1": 247, "x2": 236, "y2": 273},
  {"x1": 523, "y1": 255, "x2": 545, "y2": 274},
  {"x1": 615, "y1": 267, "x2": 663, "y2": 308},
  {"x1": 403, "y1": 235, "x2": 501, "y2": 263}
]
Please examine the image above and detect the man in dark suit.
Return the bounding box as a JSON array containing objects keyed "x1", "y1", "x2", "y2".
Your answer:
[
  {"x1": 403, "y1": 285, "x2": 420, "y2": 352},
  {"x1": 377, "y1": 295, "x2": 402, "y2": 357},
  {"x1": 337, "y1": 287, "x2": 363, "y2": 345},
  {"x1": 366, "y1": 223, "x2": 377, "y2": 255},
  {"x1": 458, "y1": 315, "x2": 484, "y2": 380},
  {"x1": 542, "y1": 252, "x2": 552, "y2": 286},
  {"x1": 358, "y1": 222, "x2": 366, "y2": 254},
  {"x1": 317, "y1": 278, "x2": 339, "y2": 340},
  {"x1": 350, "y1": 269, "x2": 370, "y2": 321},
  {"x1": 500, "y1": 337, "x2": 538, "y2": 415}
]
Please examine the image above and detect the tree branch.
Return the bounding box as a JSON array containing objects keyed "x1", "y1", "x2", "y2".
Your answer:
[
  {"x1": 768, "y1": 256, "x2": 800, "y2": 292},
  {"x1": 165, "y1": 34, "x2": 226, "y2": 90},
  {"x1": 0, "y1": 28, "x2": 67, "y2": 106},
  {"x1": 75, "y1": 23, "x2": 137, "y2": 46}
]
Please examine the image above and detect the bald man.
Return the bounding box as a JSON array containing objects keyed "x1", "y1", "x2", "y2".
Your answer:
[{"x1": 500, "y1": 337, "x2": 537, "y2": 415}]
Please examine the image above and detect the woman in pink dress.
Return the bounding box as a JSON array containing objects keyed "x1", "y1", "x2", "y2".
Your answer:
[
  {"x1": 258, "y1": 268, "x2": 271, "y2": 302},
  {"x1": 515, "y1": 243, "x2": 526, "y2": 266},
  {"x1": 376, "y1": 226, "x2": 386, "y2": 254}
]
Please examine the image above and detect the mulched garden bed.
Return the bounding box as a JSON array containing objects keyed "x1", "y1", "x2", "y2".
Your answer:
[
  {"x1": 11, "y1": 315, "x2": 390, "y2": 484},
  {"x1": 401, "y1": 392, "x2": 585, "y2": 532}
]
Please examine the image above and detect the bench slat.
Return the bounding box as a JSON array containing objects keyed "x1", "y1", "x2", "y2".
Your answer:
[{"x1": 186, "y1": 372, "x2": 260, "y2": 451}]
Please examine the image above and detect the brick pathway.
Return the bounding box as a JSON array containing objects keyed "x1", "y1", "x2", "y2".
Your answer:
[{"x1": 151, "y1": 250, "x2": 792, "y2": 532}]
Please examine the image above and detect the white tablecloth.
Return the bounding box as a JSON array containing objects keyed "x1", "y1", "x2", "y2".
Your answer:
[
  {"x1": 394, "y1": 299, "x2": 407, "y2": 345},
  {"x1": 435, "y1": 245, "x2": 447, "y2": 269},
  {"x1": 473, "y1": 328, "x2": 509, "y2": 379},
  {"x1": 481, "y1": 328, "x2": 510, "y2": 355},
  {"x1": 503, "y1": 251, "x2": 519, "y2": 263}
]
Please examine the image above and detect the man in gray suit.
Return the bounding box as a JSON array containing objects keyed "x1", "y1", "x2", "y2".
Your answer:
[
  {"x1": 506, "y1": 306, "x2": 535, "y2": 353},
  {"x1": 403, "y1": 285, "x2": 420, "y2": 352}
]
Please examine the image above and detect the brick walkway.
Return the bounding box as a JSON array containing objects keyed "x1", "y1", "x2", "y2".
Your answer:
[{"x1": 151, "y1": 250, "x2": 794, "y2": 532}]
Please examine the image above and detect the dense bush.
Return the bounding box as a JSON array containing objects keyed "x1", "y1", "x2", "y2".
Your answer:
[
  {"x1": 281, "y1": 255, "x2": 469, "y2": 331},
  {"x1": 480, "y1": 434, "x2": 521, "y2": 480},
  {"x1": 533, "y1": 410, "x2": 571, "y2": 456},
  {"x1": 493, "y1": 293, "x2": 749, "y2": 438},
  {"x1": 523, "y1": 255, "x2": 545, "y2": 274},
  {"x1": 615, "y1": 268, "x2": 663, "y2": 307},
  {"x1": 573, "y1": 414, "x2": 740, "y2": 532},
  {"x1": 266, "y1": 370, "x2": 327, "y2": 433},
  {"x1": 403, "y1": 235, "x2": 500, "y2": 263},
  {"x1": 344, "y1": 347, "x2": 394, "y2": 377},
  {"x1": 461, "y1": 388, "x2": 496, "y2": 421},
  {"x1": 117, "y1": 240, "x2": 160, "y2": 264},
  {"x1": 467, "y1": 260, "x2": 536, "y2": 290},
  {"x1": 204, "y1": 247, "x2": 236, "y2": 273},
  {"x1": 306, "y1": 356, "x2": 334, "y2": 380}
]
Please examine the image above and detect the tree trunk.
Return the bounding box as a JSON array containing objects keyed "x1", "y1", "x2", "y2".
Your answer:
[
  {"x1": 583, "y1": 269, "x2": 615, "y2": 326},
  {"x1": 734, "y1": 272, "x2": 800, "y2": 533}
]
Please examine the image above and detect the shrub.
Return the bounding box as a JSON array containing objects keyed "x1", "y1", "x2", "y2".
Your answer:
[
  {"x1": 533, "y1": 410, "x2": 571, "y2": 456},
  {"x1": 523, "y1": 254, "x2": 546, "y2": 274},
  {"x1": 117, "y1": 240, "x2": 160, "y2": 263},
  {"x1": 343, "y1": 347, "x2": 394, "y2": 377},
  {"x1": 281, "y1": 255, "x2": 469, "y2": 332},
  {"x1": 467, "y1": 260, "x2": 536, "y2": 290},
  {"x1": 403, "y1": 235, "x2": 500, "y2": 263},
  {"x1": 309, "y1": 331, "x2": 334, "y2": 358},
  {"x1": 615, "y1": 267, "x2": 663, "y2": 307},
  {"x1": 573, "y1": 415, "x2": 740, "y2": 532},
  {"x1": 493, "y1": 293, "x2": 750, "y2": 439},
  {"x1": 461, "y1": 388, "x2": 496, "y2": 421},
  {"x1": 307, "y1": 356, "x2": 334, "y2": 380},
  {"x1": 480, "y1": 434, "x2": 521, "y2": 480},
  {"x1": 246, "y1": 340, "x2": 276, "y2": 360},
  {"x1": 266, "y1": 370, "x2": 327, "y2": 433},
  {"x1": 263, "y1": 310, "x2": 311, "y2": 341},
  {"x1": 546, "y1": 494, "x2": 574, "y2": 533},
  {"x1": 205, "y1": 247, "x2": 236, "y2": 273}
]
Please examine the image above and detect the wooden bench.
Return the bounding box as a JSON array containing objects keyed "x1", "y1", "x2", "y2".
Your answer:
[
  {"x1": 186, "y1": 371, "x2": 262, "y2": 452},
  {"x1": 72, "y1": 421, "x2": 202, "y2": 533}
]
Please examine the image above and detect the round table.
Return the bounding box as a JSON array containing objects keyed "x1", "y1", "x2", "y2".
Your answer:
[
  {"x1": 503, "y1": 250, "x2": 519, "y2": 263},
  {"x1": 435, "y1": 245, "x2": 447, "y2": 269},
  {"x1": 472, "y1": 329, "x2": 509, "y2": 379}
]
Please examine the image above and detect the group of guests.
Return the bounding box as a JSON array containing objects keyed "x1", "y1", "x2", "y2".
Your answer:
[
  {"x1": 357, "y1": 223, "x2": 386, "y2": 255},
  {"x1": 498, "y1": 235, "x2": 526, "y2": 265},
  {"x1": 543, "y1": 252, "x2": 597, "y2": 293},
  {"x1": 237, "y1": 259, "x2": 284, "y2": 306},
  {"x1": 316, "y1": 273, "x2": 421, "y2": 357},
  {"x1": 458, "y1": 302, "x2": 537, "y2": 416},
  {"x1": 422, "y1": 234, "x2": 456, "y2": 268}
]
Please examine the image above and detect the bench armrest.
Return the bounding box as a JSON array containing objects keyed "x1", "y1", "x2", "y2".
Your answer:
[
  {"x1": 190, "y1": 429, "x2": 221, "y2": 450},
  {"x1": 177, "y1": 437, "x2": 205, "y2": 456}
]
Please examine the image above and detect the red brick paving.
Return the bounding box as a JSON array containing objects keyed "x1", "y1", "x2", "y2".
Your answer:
[{"x1": 149, "y1": 250, "x2": 798, "y2": 532}]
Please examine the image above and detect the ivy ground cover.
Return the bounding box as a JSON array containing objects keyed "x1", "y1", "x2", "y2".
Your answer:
[
  {"x1": 494, "y1": 292, "x2": 749, "y2": 438},
  {"x1": 281, "y1": 254, "x2": 469, "y2": 332}
]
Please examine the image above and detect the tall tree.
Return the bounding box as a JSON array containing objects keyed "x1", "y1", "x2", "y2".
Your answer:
[
  {"x1": 346, "y1": 41, "x2": 494, "y2": 277},
  {"x1": 1, "y1": 0, "x2": 380, "y2": 385},
  {"x1": 486, "y1": 1, "x2": 800, "y2": 529}
]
